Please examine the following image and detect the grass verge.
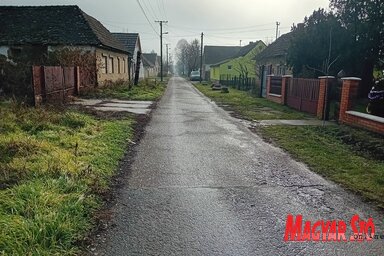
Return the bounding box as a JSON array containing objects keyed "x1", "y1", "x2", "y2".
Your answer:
[
  {"x1": 83, "y1": 78, "x2": 167, "y2": 101},
  {"x1": 0, "y1": 101, "x2": 134, "y2": 255},
  {"x1": 257, "y1": 125, "x2": 384, "y2": 208},
  {"x1": 194, "y1": 83, "x2": 309, "y2": 120},
  {"x1": 195, "y1": 83, "x2": 384, "y2": 208}
]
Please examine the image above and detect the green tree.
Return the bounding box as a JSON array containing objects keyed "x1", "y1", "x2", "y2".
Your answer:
[
  {"x1": 287, "y1": 9, "x2": 349, "y2": 78},
  {"x1": 330, "y1": 0, "x2": 384, "y2": 93}
]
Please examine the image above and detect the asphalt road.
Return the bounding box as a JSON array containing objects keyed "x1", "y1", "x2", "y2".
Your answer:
[{"x1": 96, "y1": 77, "x2": 384, "y2": 255}]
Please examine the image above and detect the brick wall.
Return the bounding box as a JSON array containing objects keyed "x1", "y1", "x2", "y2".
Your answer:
[
  {"x1": 96, "y1": 48, "x2": 129, "y2": 86},
  {"x1": 339, "y1": 77, "x2": 384, "y2": 134},
  {"x1": 317, "y1": 76, "x2": 336, "y2": 119}
]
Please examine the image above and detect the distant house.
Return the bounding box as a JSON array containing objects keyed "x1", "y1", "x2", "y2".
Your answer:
[
  {"x1": 112, "y1": 33, "x2": 144, "y2": 81},
  {"x1": 255, "y1": 32, "x2": 293, "y2": 97},
  {"x1": 210, "y1": 41, "x2": 266, "y2": 81},
  {"x1": 203, "y1": 45, "x2": 241, "y2": 81},
  {"x1": 0, "y1": 5, "x2": 130, "y2": 86},
  {"x1": 142, "y1": 53, "x2": 159, "y2": 78}
]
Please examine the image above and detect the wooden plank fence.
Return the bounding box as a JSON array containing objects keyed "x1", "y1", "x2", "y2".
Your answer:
[
  {"x1": 32, "y1": 66, "x2": 95, "y2": 105},
  {"x1": 286, "y1": 78, "x2": 320, "y2": 115}
]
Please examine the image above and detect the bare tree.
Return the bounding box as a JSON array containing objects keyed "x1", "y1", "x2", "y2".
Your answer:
[
  {"x1": 187, "y1": 39, "x2": 200, "y2": 74},
  {"x1": 175, "y1": 39, "x2": 189, "y2": 75},
  {"x1": 175, "y1": 38, "x2": 201, "y2": 75}
]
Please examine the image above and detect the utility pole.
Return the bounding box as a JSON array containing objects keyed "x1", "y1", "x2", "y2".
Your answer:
[
  {"x1": 276, "y1": 21, "x2": 280, "y2": 40},
  {"x1": 200, "y1": 32, "x2": 204, "y2": 82},
  {"x1": 155, "y1": 20, "x2": 168, "y2": 82},
  {"x1": 165, "y1": 43, "x2": 169, "y2": 75}
]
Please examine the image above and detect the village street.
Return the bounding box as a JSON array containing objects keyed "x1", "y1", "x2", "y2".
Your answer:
[{"x1": 95, "y1": 77, "x2": 384, "y2": 255}]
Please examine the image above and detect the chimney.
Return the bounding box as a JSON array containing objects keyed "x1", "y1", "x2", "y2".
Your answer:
[{"x1": 297, "y1": 23, "x2": 304, "y2": 30}]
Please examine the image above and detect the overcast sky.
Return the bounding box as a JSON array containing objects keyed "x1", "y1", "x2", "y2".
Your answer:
[{"x1": 2, "y1": 0, "x2": 330, "y2": 57}]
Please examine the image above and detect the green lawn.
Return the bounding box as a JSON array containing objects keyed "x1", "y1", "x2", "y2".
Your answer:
[
  {"x1": 84, "y1": 78, "x2": 167, "y2": 101},
  {"x1": 0, "y1": 101, "x2": 134, "y2": 255},
  {"x1": 195, "y1": 83, "x2": 384, "y2": 208},
  {"x1": 0, "y1": 79, "x2": 167, "y2": 254},
  {"x1": 195, "y1": 84, "x2": 309, "y2": 120},
  {"x1": 258, "y1": 125, "x2": 384, "y2": 207}
]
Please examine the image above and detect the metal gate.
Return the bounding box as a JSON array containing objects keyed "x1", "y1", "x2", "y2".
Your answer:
[{"x1": 286, "y1": 78, "x2": 320, "y2": 115}]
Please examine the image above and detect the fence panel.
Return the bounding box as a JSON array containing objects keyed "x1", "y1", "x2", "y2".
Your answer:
[
  {"x1": 286, "y1": 78, "x2": 320, "y2": 115},
  {"x1": 219, "y1": 75, "x2": 256, "y2": 92},
  {"x1": 269, "y1": 76, "x2": 282, "y2": 95},
  {"x1": 32, "y1": 66, "x2": 86, "y2": 105}
]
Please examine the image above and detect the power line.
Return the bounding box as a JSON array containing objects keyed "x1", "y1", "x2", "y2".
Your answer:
[
  {"x1": 156, "y1": 0, "x2": 163, "y2": 18},
  {"x1": 142, "y1": 0, "x2": 158, "y2": 20},
  {"x1": 161, "y1": 0, "x2": 168, "y2": 20},
  {"x1": 100, "y1": 19, "x2": 148, "y2": 26},
  {"x1": 167, "y1": 22, "x2": 275, "y2": 32},
  {"x1": 136, "y1": 0, "x2": 159, "y2": 35}
]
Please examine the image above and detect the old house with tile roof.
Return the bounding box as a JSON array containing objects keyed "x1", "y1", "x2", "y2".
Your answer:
[
  {"x1": 112, "y1": 33, "x2": 144, "y2": 81},
  {"x1": 255, "y1": 32, "x2": 293, "y2": 97},
  {"x1": 255, "y1": 32, "x2": 293, "y2": 76},
  {"x1": 0, "y1": 5, "x2": 129, "y2": 86},
  {"x1": 142, "y1": 53, "x2": 159, "y2": 78},
  {"x1": 209, "y1": 41, "x2": 266, "y2": 81},
  {"x1": 203, "y1": 45, "x2": 241, "y2": 81}
]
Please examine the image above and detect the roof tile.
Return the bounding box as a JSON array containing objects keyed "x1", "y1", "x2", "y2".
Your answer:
[{"x1": 0, "y1": 5, "x2": 127, "y2": 53}]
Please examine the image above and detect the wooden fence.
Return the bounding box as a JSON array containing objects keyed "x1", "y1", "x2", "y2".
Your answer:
[
  {"x1": 286, "y1": 78, "x2": 320, "y2": 115},
  {"x1": 32, "y1": 66, "x2": 95, "y2": 105}
]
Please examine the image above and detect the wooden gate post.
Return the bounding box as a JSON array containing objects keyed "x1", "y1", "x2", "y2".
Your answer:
[
  {"x1": 317, "y1": 76, "x2": 335, "y2": 120},
  {"x1": 75, "y1": 66, "x2": 80, "y2": 95},
  {"x1": 32, "y1": 66, "x2": 45, "y2": 106}
]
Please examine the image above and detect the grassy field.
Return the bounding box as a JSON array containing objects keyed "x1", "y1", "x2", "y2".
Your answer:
[
  {"x1": 0, "y1": 101, "x2": 134, "y2": 255},
  {"x1": 258, "y1": 125, "x2": 384, "y2": 207},
  {"x1": 0, "y1": 80, "x2": 168, "y2": 254},
  {"x1": 195, "y1": 83, "x2": 384, "y2": 208},
  {"x1": 195, "y1": 84, "x2": 309, "y2": 120},
  {"x1": 84, "y1": 78, "x2": 167, "y2": 101}
]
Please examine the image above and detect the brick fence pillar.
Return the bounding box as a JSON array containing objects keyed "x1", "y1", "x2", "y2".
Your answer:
[
  {"x1": 317, "y1": 76, "x2": 335, "y2": 120},
  {"x1": 281, "y1": 75, "x2": 292, "y2": 105},
  {"x1": 339, "y1": 77, "x2": 361, "y2": 122}
]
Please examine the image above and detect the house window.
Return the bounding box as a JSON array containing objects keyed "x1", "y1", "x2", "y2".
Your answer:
[
  {"x1": 101, "y1": 56, "x2": 108, "y2": 74},
  {"x1": 117, "y1": 58, "x2": 121, "y2": 74},
  {"x1": 109, "y1": 56, "x2": 114, "y2": 74},
  {"x1": 276, "y1": 65, "x2": 286, "y2": 76},
  {"x1": 227, "y1": 65, "x2": 232, "y2": 70},
  {"x1": 123, "y1": 58, "x2": 126, "y2": 73}
]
